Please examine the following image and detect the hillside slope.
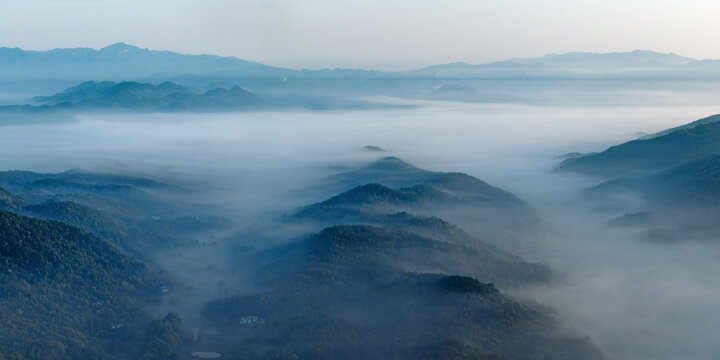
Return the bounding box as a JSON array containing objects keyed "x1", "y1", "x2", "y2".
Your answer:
[{"x1": 0, "y1": 210, "x2": 164, "y2": 359}]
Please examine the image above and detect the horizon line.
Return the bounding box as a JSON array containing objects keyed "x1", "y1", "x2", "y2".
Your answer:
[{"x1": 1, "y1": 42, "x2": 715, "y2": 73}]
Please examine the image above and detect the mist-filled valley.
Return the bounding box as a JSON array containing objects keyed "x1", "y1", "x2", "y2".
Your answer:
[{"x1": 3, "y1": 92, "x2": 720, "y2": 360}]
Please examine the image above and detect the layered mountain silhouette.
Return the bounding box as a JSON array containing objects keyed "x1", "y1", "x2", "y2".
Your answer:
[
  {"x1": 557, "y1": 114, "x2": 720, "y2": 177},
  {"x1": 202, "y1": 223, "x2": 599, "y2": 360},
  {"x1": 22, "y1": 80, "x2": 267, "y2": 111},
  {"x1": 1, "y1": 43, "x2": 705, "y2": 82},
  {"x1": 0, "y1": 42, "x2": 285, "y2": 81},
  {"x1": 560, "y1": 113, "x2": 720, "y2": 242},
  {"x1": 306, "y1": 157, "x2": 540, "y2": 241}
]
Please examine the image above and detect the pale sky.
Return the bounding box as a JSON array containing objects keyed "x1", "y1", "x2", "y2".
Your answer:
[{"x1": 1, "y1": 0, "x2": 719, "y2": 70}]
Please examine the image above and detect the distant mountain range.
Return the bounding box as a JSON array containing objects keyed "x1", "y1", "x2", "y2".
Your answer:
[
  {"x1": 0, "y1": 42, "x2": 284, "y2": 81},
  {"x1": 410, "y1": 50, "x2": 715, "y2": 78},
  {"x1": 1, "y1": 43, "x2": 718, "y2": 82},
  {"x1": 4, "y1": 43, "x2": 720, "y2": 110},
  {"x1": 23, "y1": 80, "x2": 267, "y2": 111}
]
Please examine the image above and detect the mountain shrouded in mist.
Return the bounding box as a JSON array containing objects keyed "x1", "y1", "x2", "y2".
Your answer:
[{"x1": 26, "y1": 80, "x2": 266, "y2": 111}]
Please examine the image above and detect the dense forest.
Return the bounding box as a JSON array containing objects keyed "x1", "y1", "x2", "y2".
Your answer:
[
  {"x1": 0, "y1": 159, "x2": 601, "y2": 359},
  {"x1": 0, "y1": 210, "x2": 182, "y2": 359}
]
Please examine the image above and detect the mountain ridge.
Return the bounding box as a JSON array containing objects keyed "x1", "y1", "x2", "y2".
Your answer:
[
  {"x1": 12, "y1": 80, "x2": 267, "y2": 111},
  {"x1": 1, "y1": 43, "x2": 716, "y2": 79}
]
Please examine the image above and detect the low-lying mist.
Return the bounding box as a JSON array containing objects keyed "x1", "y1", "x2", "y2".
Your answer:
[{"x1": 3, "y1": 100, "x2": 720, "y2": 359}]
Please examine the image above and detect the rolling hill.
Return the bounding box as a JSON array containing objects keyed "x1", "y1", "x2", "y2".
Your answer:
[
  {"x1": 556, "y1": 115, "x2": 720, "y2": 177},
  {"x1": 0, "y1": 210, "x2": 166, "y2": 359},
  {"x1": 309, "y1": 157, "x2": 540, "y2": 243},
  {"x1": 200, "y1": 224, "x2": 600, "y2": 360}
]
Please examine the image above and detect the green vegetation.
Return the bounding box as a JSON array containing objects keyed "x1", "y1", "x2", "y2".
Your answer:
[
  {"x1": 0, "y1": 162, "x2": 598, "y2": 359},
  {"x1": 0, "y1": 171, "x2": 230, "y2": 359},
  {"x1": 0, "y1": 210, "x2": 163, "y2": 359},
  {"x1": 24, "y1": 200, "x2": 217, "y2": 258},
  {"x1": 139, "y1": 313, "x2": 183, "y2": 360},
  {"x1": 201, "y1": 224, "x2": 600, "y2": 360},
  {"x1": 0, "y1": 170, "x2": 231, "y2": 259}
]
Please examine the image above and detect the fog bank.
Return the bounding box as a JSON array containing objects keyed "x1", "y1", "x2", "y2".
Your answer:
[{"x1": 3, "y1": 102, "x2": 720, "y2": 359}]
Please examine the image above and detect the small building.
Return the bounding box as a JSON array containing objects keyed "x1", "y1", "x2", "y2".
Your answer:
[
  {"x1": 239, "y1": 315, "x2": 265, "y2": 326},
  {"x1": 111, "y1": 319, "x2": 125, "y2": 330},
  {"x1": 159, "y1": 285, "x2": 170, "y2": 294}
]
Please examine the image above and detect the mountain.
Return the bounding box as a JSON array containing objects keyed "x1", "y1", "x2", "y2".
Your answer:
[
  {"x1": 310, "y1": 157, "x2": 539, "y2": 242},
  {"x1": 556, "y1": 115, "x2": 720, "y2": 177},
  {"x1": 0, "y1": 170, "x2": 231, "y2": 258},
  {"x1": 0, "y1": 210, "x2": 166, "y2": 359},
  {"x1": 200, "y1": 225, "x2": 601, "y2": 360},
  {"x1": 412, "y1": 50, "x2": 699, "y2": 78},
  {"x1": 415, "y1": 84, "x2": 531, "y2": 104},
  {"x1": 24, "y1": 80, "x2": 267, "y2": 111},
  {"x1": 580, "y1": 151, "x2": 720, "y2": 242},
  {"x1": 361, "y1": 145, "x2": 386, "y2": 152},
  {"x1": 191, "y1": 158, "x2": 600, "y2": 359},
  {"x1": 6, "y1": 44, "x2": 720, "y2": 111},
  {"x1": 292, "y1": 208, "x2": 551, "y2": 287},
  {"x1": 0, "y1": 169, "x2": 177, "y2": 217},
  {"x1": 323, "y1": 157, "x2": 525, "y2": 205},
  {"x1": 1, "y1": 43, "x2": 717, "y2": 86},
  {"x1": 0, "y1": 42, "x2": 287, "y2": 81},
  {"x1": 0, "y1": 186, "x2": 26, "y2": 211},
  {"x1": 511, "y1": 50, "x2": 695, "y2": 68},
  {"x1": 641, "y1": 113, "x2": 720, "y2": 139},
  {"x1": 591, "y1": 154, "x2": 720, "y2": 208},
  {"x1": 295, "y1": 181, "x2": 527, "y2": 227}
]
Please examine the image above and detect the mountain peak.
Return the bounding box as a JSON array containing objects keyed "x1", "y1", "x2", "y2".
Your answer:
[
  {"x1": 366, "y1": 157, "x2": 419, "y2": 172},
  {"x1": 99, "y1": 42, "x2": 141, "y2": 54}
]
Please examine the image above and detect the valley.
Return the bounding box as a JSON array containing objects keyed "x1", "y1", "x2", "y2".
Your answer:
[{"x1": 2, "y1": 102, "x2": 720, "y2": 359}]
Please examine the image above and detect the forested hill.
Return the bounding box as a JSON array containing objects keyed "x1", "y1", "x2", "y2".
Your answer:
[
  {"x1": 0, "y1": 210, "x2": 170, "y2": 359},
  {"x1": 203, "y1": 224, "x2": 602, "y2": 360}
]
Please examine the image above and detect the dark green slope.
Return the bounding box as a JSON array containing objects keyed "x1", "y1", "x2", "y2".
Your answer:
[
  {"x1": 297, "y1": 182, "x2": 513, "y2": 218},
  {"x1": 24, "y1": 201, "x2": 176, "y2": 258},
  {"x1": 0, "y1": 186, "x2": 26, "y2": 211},
  {"x1": 0, "y1": 169, "x2": 176, "y2": 191},
  {"x1": 557, "y1": 117, "x2": 720, "y2": 177},
  {"x1": 290, "y1": 208, "x2": 551, "y2": 286},
  {"x1": 0, "y1": 210, "x2": 164, "y2": 359},
  {"x1": 294, "y1": 183, "x2": 449, "y2": 221},
  {"x1": 263, "y1": 224, "x2": 550, "y2": 287},
  {"x1": 201, "y1": 225, "x2": 600, "y2": 360},
  {"x1": 0, "y1": 170, "x2": 229, "y2": 260},
  {"x1": 0, "y1": 169, "x2": 186, "y2": 219},
  {"x1": 295, "y1": 174, "x2": 540, "y2": 250}
]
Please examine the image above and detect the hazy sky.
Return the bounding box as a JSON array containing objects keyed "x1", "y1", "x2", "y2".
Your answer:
[{"x1": 1, "y1": 0, "x2": 719, "y2": 70}]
